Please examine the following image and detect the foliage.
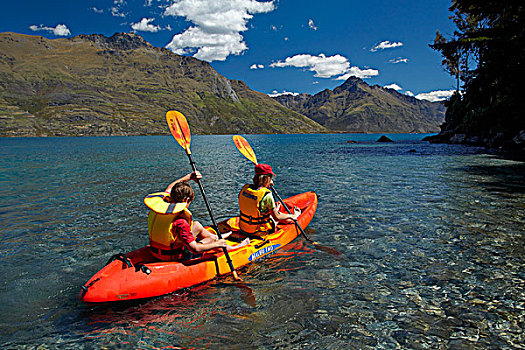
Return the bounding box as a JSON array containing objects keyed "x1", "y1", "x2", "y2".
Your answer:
[{"x1": 430, "y1": 1, "x2": 525, "y2": 144}]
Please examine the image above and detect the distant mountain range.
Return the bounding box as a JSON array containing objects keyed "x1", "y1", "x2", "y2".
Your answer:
[
  {"x1": 0, "y1": 32, "x2": 323, "y2": 136},
  {"x1": 0, "y1": 32, "x2": 444, "y2": 137},
  {"x1": 272, "y1": 77, "x2": 446, "y2": 133}
]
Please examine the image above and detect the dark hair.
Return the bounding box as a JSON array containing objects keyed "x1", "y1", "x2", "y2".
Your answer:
[
  {"x1": 169, "y1": 182, "x2": 195, "y2": 203},
  {"x1": 253, "y1": 174, "x2": 272, "y2": 188}
]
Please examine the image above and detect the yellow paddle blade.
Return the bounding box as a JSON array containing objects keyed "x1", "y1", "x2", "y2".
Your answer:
[
  {"x1": 233, "y1": 135, "x2": 258, "y2": 165},
  {"x1": 166, "y1": 110, "x2": 191, "y2": 154}
]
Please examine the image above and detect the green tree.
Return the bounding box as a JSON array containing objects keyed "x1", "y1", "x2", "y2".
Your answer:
[{"x1": 430, "y1": 1, "x2": 524, "y2": 147}]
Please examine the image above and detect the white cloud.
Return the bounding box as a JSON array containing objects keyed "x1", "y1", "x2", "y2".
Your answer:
[
  {"x1": 29, "y1": 24, "x2": 71, "y2": 36},
  {"x1": 268, "y1": 90, "x2": 300, "y2": 97},
  {"x1": 250, "y1": 64, "x2": 264, "y2": 69},
  {"x1": 371, "y1": 40, "x2": 403, "y2": 52},
  {"x1": 270, "y1": 54, "x2": 348, "y2": 78},
  {"x1": 308, "y1": 19, "x2": 318, "y2": 31},
  {"x1": 164, "y1": 0, "x2": 275, "y2": 62},
  {"x1": 384, "y1": 83, "x2": 402, "y2": 91},
  {"x1": 389, "y1": 57, "x2": 409, "y2": 64},
  {"x1": 415, "y1": 90, "x2": 455, "y2": 102},
  {"x1": 271, "y1": 53, "x2": 379, "y2": 80},
  {"x1": 405, "y1": 91, "x2": 414, "y2": 97},
  {"x1": 91, "y1": 7, "x2": 104, "y2": 14},
  {"x1": 131, "y1": 18, "x2": 161, "y2": 32},
  {"x1": 335, "y1": 66, "x2": 379, "y2": 80},
  {"x1": 111, "y1": 7, "x2": 126, "y2": 17},
  {"x1": 111, "y1": 0, "x2": 127, "y2": 17},
  {"x1": 166, "y1": 27, "x2": 247, "y2": 61}
]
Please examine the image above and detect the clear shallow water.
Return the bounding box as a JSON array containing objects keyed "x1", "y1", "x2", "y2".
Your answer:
[{"x1": 0, "y1": 134, "x2": 524, "y2": 349}]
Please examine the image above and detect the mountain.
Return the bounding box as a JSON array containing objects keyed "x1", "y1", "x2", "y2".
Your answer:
[
  {"x1": 273, "y1": 77, "x2": 446, "y2": 133},
  {"x1": 0, "y1": 32, "x2": 325, "y2": 136}
]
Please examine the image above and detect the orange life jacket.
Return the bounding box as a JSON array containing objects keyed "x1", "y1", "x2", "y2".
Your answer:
[
  {"x1": 144, "y1": 192, "x2": 193, "y2": 255},
  {"x1": 238, "y1": 184, "x2": 274, "y2": 234}
]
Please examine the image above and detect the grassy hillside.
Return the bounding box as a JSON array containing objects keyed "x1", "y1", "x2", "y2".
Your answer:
[{"x1": 0, "y1": 32, "x2": 325, "y2": 136}]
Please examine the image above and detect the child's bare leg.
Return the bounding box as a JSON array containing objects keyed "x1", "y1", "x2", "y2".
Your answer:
[
  {"x1": 226, "y1": 237, "x2": 250, "y2": 250},
  {"x1": 192, "y1": 221, "x2": 232, "y2": 242}
]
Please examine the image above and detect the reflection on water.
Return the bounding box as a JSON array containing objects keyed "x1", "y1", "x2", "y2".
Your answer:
[{"x1": 0, "y1": 135, "x2": 524, "y2": 349}]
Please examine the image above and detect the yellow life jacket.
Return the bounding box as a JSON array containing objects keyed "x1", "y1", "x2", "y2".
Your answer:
[
  {"x1": 238, "y1": 184, "x2": 274, "y2": 234},
  {"x1": 144, "y1": 192, "x2": 193, "y2": 251}
]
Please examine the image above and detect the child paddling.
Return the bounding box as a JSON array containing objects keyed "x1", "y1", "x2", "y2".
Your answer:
[{"x1": 145, "y1": 171, "x2": 249, "y2": 261}]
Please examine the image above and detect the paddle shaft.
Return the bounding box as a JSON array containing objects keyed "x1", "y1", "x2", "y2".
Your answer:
[
  {"x1": 185, "y1": 153, "x2": 238, "y2": 276},
  {"x1": 270, "y1": 186, "x2": 312, "y2": 242}
]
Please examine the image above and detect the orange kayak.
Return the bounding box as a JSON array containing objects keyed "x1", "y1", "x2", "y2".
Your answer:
[{"x1": 79, "y1": 191, "x2": 318, "y2": 303}]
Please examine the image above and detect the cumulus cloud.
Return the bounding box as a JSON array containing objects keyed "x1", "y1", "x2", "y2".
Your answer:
[
  {"x1": 271, "y1": 53, "x2": 379, "y2": 80},
  {"x1": 131, "y1": 18, "x2": 161, "y2": 32},
  {"x1": 384, "y1": 83, "x2": 402, "y2": 91},
  {"x1": 164, "y1": 0, "x2": 275, "y2": 62},
  {"x1": 91, "y1": 7, "x2": 104, "y2": 13},
  {"x1": 389, "y1": 57, "x2": 409, "y2": 64},
  {"x1": 415, "y1": 90, "x2": 455, "y2": 102},
  {"x1": 308, "y1": 19, "x2": 318, "y2": 31},
  {"x1": 371, "y1": 40, "x2": 403, "y2": 52},
  {"x1": 336, "y1": 67, "x2": 379, "y2": 80},
  {"x1": 271, "y1": 54, "x2": 349, "y2": 78},
  {"x1": 250, "y1": 64, "x2": 264, "y2": 69},
  {"x1": 268, "y1": 90, "x2": 300, "y2": 97},
  {"x1": 29, "y1": 24, "x2": 71, "y2": 36}
]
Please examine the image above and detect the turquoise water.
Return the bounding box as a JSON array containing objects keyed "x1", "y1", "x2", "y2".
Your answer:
[{"x1": 1, "y1": 134, "x2": 524, "y2": 349}]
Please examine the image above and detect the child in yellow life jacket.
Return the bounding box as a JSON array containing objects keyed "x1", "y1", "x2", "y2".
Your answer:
[
  {"x1": 238, "y1": 164, "x2": 301, "y2": 236},
  {"x1": 145, "y1": 172, "x2": 248, "y2": 261}
]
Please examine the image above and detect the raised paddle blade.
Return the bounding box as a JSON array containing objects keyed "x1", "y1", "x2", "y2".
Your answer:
[
  {"x1": 233, "y1": 135, "x2": 258, "y2": 165},
  {"x1": 166, "y1": 110, "x2": 191, "y2": 154}
]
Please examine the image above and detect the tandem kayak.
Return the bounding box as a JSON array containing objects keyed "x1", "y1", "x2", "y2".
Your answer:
[{"x1": 79, "y1": 191, "x2": 318, "y2": 303}]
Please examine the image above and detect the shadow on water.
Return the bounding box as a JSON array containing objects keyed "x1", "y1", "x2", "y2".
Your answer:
[{"x1": 458, "y1": 160, "x2": 525, "y2": 194}]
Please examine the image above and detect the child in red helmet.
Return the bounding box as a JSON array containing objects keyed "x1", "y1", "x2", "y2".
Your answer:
[{"x1": 238, "y1": 164, "x2": 300, "y2": 236}]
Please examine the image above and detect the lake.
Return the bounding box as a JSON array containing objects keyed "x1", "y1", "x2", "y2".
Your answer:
[{"x1": 1, "y1": 134, "x2": 524, "y2": 349}]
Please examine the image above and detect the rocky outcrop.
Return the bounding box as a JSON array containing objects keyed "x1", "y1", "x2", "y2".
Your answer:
[
  {"x1": 76, "y1": 33, "x2": 155, "y2": 50},
  {"x1": 423, "y1": 129, "x2": 525, "y2": 152},
  {"x1": 422, "y1": 93, "x2": 525, "y2": 154},
  {"x1": 377, "y1": 135, "x2": 394, "y2": 142}
]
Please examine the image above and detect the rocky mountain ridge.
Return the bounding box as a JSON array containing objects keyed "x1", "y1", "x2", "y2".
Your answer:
[{"x1": 273, "y1": 77, "x2": 446, "y2": 133}]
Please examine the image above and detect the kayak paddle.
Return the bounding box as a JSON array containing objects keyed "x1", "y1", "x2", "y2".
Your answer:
[
  {"x1": 232, "y1": 135, "x2": 341, "y2": 256},
  {"x1": 167, "y1": 111, "x2": 241, "y2": 280}
]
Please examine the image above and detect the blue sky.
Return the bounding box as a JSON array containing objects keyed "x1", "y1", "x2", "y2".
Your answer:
[{"x1": 1, "y1": 0, "x2": 457, "y2": 101}]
